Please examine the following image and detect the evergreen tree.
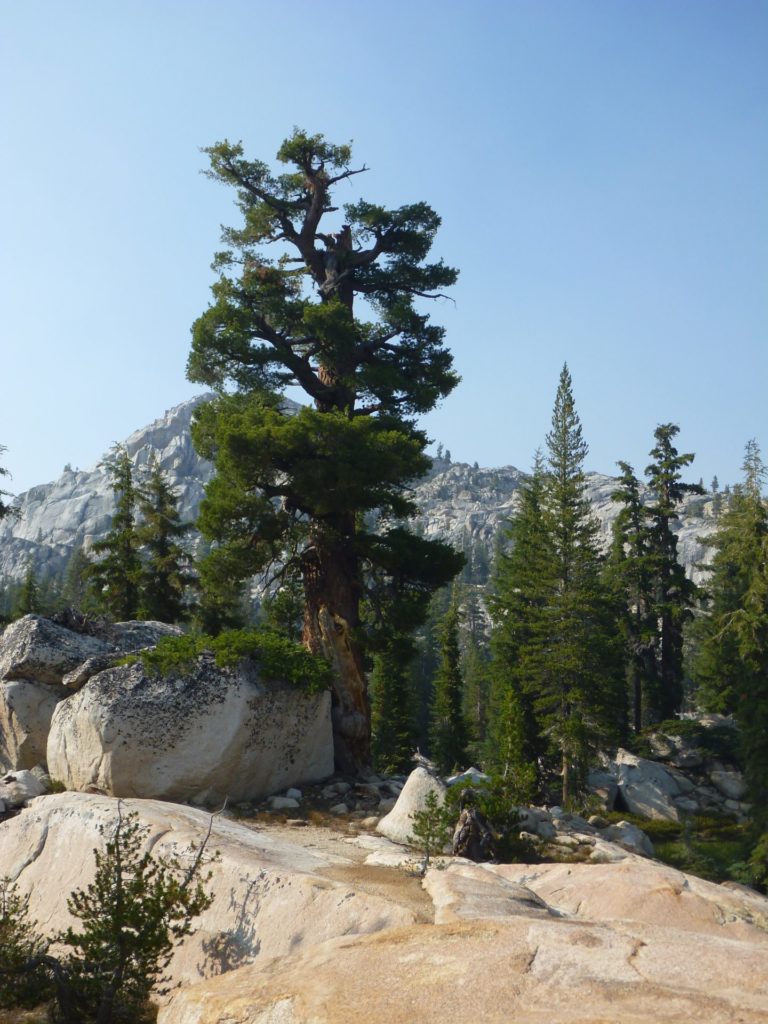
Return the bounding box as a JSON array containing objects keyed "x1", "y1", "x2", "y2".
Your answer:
[
  {"x1": 644, "y1": 424, "x2": 703, "y2": 721},
  {"x1": 188, "y1": 130, "x2": 461, "y2": 772},
  {"x1": 87, "y1": 446, "x2": 142, "y2": 620},
  {"x1": 539, "y1": 366, "x2": 625, "y2": 802},
  {"x1": 61, "y1": 546, "x2": 97, "y2": 612},
  {"x1": 136, "y1": 455, "x2": 192, "y2": 623},
  {"x1": 490, "y1": 370, "x2": 624, "y2": 805},
  {"x1": 487, "y1": 451, "x2": 551, "y2": 791},
  {"x1": 13, "y1": 564, "x2": 41, "y2": 618},
  {"x1": 260, "y1": 576, "x2": 305, "y2": 641},
  {"x1": 694, "y1": 440, "x2": 768, "y2": 716},
  {"x1": 429, "y1": 588, "x2": 469, "y2": 774},
  {"x1": 0, "y1": 445, "x2": 18, "y2": 523},
  {"x1": 370, "y1": 632, "x2": 418, "y2": 774},
  {"x1": 605, "y1": 462, "x2": 657, "y2": 731}
]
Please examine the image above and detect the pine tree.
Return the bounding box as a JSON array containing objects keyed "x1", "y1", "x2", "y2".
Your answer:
[
  {"x1": 694, "y1": 440, "x2": 768, "y2": 715},
  {"x1": 539, "y1": 366, "x2": 625, "y2": 802},
  {"x1": 429, "y1": 588, "x2": 469, "y2": 774},
  {"x1": 0, "y1": 445, "x2": 18, "y2": 523},
  {"x1": 187, "y1": 130, "x2": 462, "y2": 773},
  {"x1": 370, "y1": 632, "x2": 418, "y2": 775},
  {"x1": 136, "y1": 455, "x2": 192, "y2": 623},
  {"x1": 487, "y1": 451, "x2": 551, "y2": 791},
  {"x1": 644, "y1": 424, "x2": 703, "y2": 721},
  {"x1": 605, "y1": 462, "x2": 657, "y2": 731},
  {"x1": 13, "y1": 564, "x2": 41, "y2": 618},
  {"x1": 87, "y1": 446, "x2": 142, "y2": 620},
  {"x1": 61, "y1": 546, "x2": 97, "y2": 612}
]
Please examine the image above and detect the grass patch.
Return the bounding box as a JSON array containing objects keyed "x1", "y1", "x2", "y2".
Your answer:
[{"x1": 604, "y1": 810, "x2": 752, "y2": 883}]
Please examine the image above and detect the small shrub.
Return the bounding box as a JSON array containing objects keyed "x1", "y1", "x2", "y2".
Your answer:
[
  {"x1": 128, "y1": 627, "x2": 332, "y2": 693},
  {"x1": 407, "y1": 791, "x2": 454, "y2": 874},
  {"x1": 0, "y1": 878, "x2": 52, "y2": 1010}
]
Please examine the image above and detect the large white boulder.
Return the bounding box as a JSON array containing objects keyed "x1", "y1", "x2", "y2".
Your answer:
[
  {"x1": 47, "y1": 656, "x2": 333, "y2": 804},
  {"x1": 0, "y1": 793, "x2": 416, "y2": 989},
  {"x1": 0, "y1": 678, "x2": 67, "y2": 770},
  {"x1": 0, "y1": 614, "x2": 109, "y2": 685},
  {"x1": 376, "y1": 766, "x2": 447, "y2": 846},
  {"x1": 611, "y1": 748, "x2": 689, "y2": 821}
]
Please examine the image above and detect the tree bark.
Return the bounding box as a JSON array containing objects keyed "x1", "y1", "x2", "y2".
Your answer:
[{"x1": 302, "y1": 518, "x2": 371, "y2": 774}]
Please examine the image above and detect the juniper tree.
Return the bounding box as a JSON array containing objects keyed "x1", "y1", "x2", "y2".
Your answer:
[
  {"x1": 188, "y1": 129, "x2": 462, "y2": 772},
  {"x1": 87, "y1": 446, "x2": 142, "y2": 620}
]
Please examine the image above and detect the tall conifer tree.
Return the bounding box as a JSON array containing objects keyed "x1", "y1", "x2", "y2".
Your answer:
[
  {"x1": 429, "y1": 588, "x2": 469, "y2": 774},
  {"x1": 136, "y1": 456, "x2": 192, "y2": 623},
  {"x1": 188, "y1": 130, "x2": 462, "y2": 772},
  {"x1": 644, "y1": 424, "x2": 703, "y2": 721},
  {"x1": 87, "y1": 446, "x2": 142, "y2": 620}
]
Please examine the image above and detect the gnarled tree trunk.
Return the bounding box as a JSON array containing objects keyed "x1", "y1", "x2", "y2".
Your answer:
[{"x1": 301, "y1": 518, "x2": 371, "y2": 774}]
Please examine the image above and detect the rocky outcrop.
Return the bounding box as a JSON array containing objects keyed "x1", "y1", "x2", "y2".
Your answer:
[
  {"x1": 0, "y1": 679, "x2": 66, "y2": 770},
  {"x1": 0, "y1": 397, "x2": 717, "y2": 588},
  {"x1": 47, "y1": 656, "x2": 333, "y2": 804},
  {"x1": 591, "y1": 718, "x2": 751, "y2": 822},
  {"x1": 0, "y1": 794, "x2": 416, "y2": 989},
  {"x1": 0, "y1": 614, "x2": 110, "y2": 686},
  {"x1": 375, "y1": 765, "x2": 446, "y2": 846},
  {"x1": 159, "y1": 858, "x2": 768, "y2": 1024},
  {"x1": 4, "y1": 793, "x2": 767, "y2": 1023}
]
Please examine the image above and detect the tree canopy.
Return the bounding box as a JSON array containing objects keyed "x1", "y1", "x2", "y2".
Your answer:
[{"x1": 188, "y1": 130, "x2": 463, "y2": 772}]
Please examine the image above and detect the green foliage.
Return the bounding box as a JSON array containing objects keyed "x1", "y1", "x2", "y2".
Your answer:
[
  {"x1": 429, "y1": 589, "x2": 470, "y2": 774},
  {"x1": 13, "y1": 564, "x2": 42, "y2": 618},
  {"x1": 444, "y1": 776, "x2": 531, "y2": 862},
  {"x1": 370, "y1": 632, "x2": 417, "y2": 775},
  {"x1": 406, "y1": 790, "x2": 453, "y2": 873},
  {"x1": 0, "y1": 808, "x2": 214, "y2": 1023},
  {"x1": 87, "y1": 446, "x2": 142, "y2": 621},
  {"x1": 0, "y1": 878, "x2": 52, "y2": 1010},
  {"x1": 692, "y1": 441, "x2": 768, "y2": 827},
  {"x1": 188, "y1": 129, "x2": 461, "y2": 771},
  {"x1": 136, "y1": 455, "x2": 193, "y2": 623},
  {"x1": 0, "y1": 444, "x2": 19, "y2": 523},
  {"x1": 132, "y1": 628, "x2": 332, "y2": 693},
  {"x1": 489, "y1": 368, "x2": 625, "y2": 805},
  {"x1": 57, "y1": 808, "x2": 213, "y2": 1022}
]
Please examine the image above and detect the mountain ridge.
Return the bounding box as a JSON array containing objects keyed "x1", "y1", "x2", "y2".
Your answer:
[{"x1": 0, "y1": 395, "x2": 717, "y2": 586}]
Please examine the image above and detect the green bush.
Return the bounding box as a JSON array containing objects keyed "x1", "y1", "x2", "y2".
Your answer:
[
  {"x1": 128, "y1": 627, "x2": 332, "y2": 694},
  {"x1": 407, "y1": 790, "x2": 454, "y2": 874},
  {"x1": 0, "y1": 807, "x2": 216, "y2": 1024}
]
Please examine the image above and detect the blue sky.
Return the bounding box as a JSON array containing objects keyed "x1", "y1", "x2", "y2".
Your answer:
[{"x1": 1, "y1": 1, "x2": 765, "y2": 494}]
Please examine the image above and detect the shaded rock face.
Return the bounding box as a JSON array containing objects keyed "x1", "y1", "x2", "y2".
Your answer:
[
  {"x1": 47, "y1": 656, "x2": 333, "y2": 804},
  {"x1": 0, "y1": 679, "x2": 67, "y2": 770},
  {"x1": 0, "y1": 397, "x2": 717, "y2": 588},
  {"x1": 0, "y1": 615, "x2": 110, "y2": 686}
]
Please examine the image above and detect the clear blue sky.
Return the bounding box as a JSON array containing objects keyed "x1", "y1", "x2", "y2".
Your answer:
[{"x1": 1, "y1": 1, "x2": 765, "y2": 494}]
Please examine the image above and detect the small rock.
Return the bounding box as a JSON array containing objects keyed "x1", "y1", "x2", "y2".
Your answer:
[
  {"x1": 359, "y1": 816, "x2": 379, "y2": 829},
  {"x1": 709, "y1": 771, "x2": 747, "y2": 801},
  {"x1": 284, "y1": 788, "x2": 303, "y2": 800},
  {"x1": 329, "y1": 803, "x2": 349, "y2": 815},
  {"x1": 286, "y1": 818, "x2": 308, "y2": 827},
  {"x1": 587, "y1": 814, "x2": 608, "y2": 829},
  {"x1": 377, "y1": 797, "x2": 396, "y2": 813},
  {"x1": 270, "y1": 796, "x2": 300, "y2": 811},
  {"x1": 0, "y1": 770, "x2": 46, "y2": 807}
]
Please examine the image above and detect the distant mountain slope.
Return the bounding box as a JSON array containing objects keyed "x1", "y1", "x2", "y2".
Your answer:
[{"x1": 0, "y1": 396, "x2": 717, "y2": 586}]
